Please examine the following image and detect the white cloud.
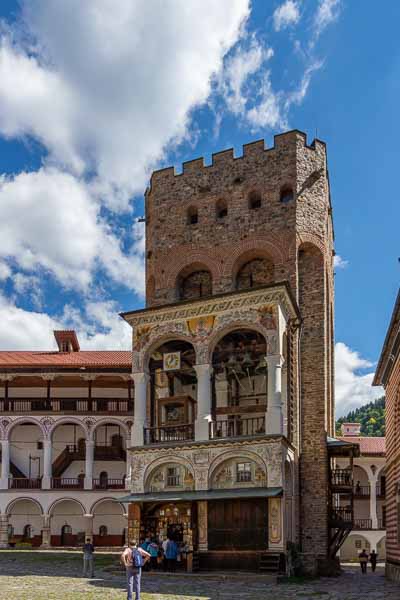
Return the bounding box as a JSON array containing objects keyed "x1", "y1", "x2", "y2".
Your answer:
[
  {"x1": 0, "y1": 1, "x2": 250, "y2": 210},
  {"x1": 333, "y1": 254, "x2": 349, "y2": 269},
  {"x1": 0, "y1": 262, "x2": 11, "y2": 281},
  {"x1": 335, "y1": 342, "x2": 384, "y2": 418},
  {"x1": 312, "y1": 0, "x2": 341, "y2": 44},
  {"x1": 0, "y1": 168, "x2": 145, "y2": 293},
  {"x1": 273, "y1": 1, "x2": 301, "y2": 32},
  {"x1": 0, "y1": 293, "x2": 131, "y2": 350}
]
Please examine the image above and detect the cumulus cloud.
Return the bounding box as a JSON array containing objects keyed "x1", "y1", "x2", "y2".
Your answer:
[
  {"x1": 0, "y1": 293, "x2": 131, "y2": 350},
  {"x1": 333, "y1": 254, "x2": 349, "y2": 269},
  {"x1": 0, "y1": 1, "x2": 250, "y2": 210},
  {"x1": 273, "y1": 1, "x2": 301, "y2": 32},
  {"x1": 335, "y1": 342, "x2": 384, "y2": 417},
  {"x1": 0, "y1": 168, "x2": 145, "y2": 293}
]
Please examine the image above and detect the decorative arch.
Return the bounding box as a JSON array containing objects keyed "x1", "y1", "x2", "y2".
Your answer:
[
  {"x1": 90, "y1": 497, "x2": 126, "y2": 515},
  {"x1": 143, "y1": 333, "x2": 197, "y2": 371},
  {"x1": 289, "y1": 232, "x2": 326, "y2": 262},
  {"x1": 49, "y1": 417, "x2": 89, "y2": 441},
  {"x1": 91, "y1": 418, "x2": 130, "y2": 440},
  {"x1": 7, "y1": 417, "x2": 45, "y2": 440},
  {"x1": 6, "y1": 496, "x2": 44, "y2": 516},
  {"x1": 235, "y1": 256, "x2": 275, "y2": 291},
  {"x1": 207, "y1": 321, "x2": 268, "y2": 361},
  {"x1": 48, "y1": 497, "x2": 87, "y2": 516},
  {"x1": 163, "y1": 250, "x2": 222, "y2": 291},
  {"x1": 176, "y1": 262, "x2": 213, "y2": 301},
  {"x1": 208, "y1": 449, "x2": 268, "y2": 488},
  {"x1": 143, "y1": 455, "x2": 195, "y2": 492}
]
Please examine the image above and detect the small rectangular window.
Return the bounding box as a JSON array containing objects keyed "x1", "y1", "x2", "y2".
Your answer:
[
  {"x1": 355, "y1": 540, "x2": 361, "y2": 549},
  {"x1": 237, "y1": 462, "x2": 252, "y2": 483},
  {"x1": 167, "y1": 467, "x2": 180, "y2": 487}
]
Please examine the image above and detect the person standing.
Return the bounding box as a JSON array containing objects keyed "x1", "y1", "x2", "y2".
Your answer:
[
  {"x1": 82, "y1": 538, "x2": 95, "y2": 578},
  {"x1": 148, "y1": 539, "x2": 159, "y2": 570},
  {"x1": 359, "y1": 549, "x2": 368, "y2": 574},
  {"x1": 369, "y1": 549, "x2": 378, "y2": 572},
  {"x1": 165, "y1": 537, "x2": 178, "y2": 572},
  {"x1": 121, "y1": 540, "x2": 150, "y2": 600}
]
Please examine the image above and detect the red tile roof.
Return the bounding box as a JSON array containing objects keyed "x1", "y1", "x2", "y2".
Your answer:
[
  {"x1": 338, "y1": 436, "x2": 386, "y2": 455},
  {"x1": 0, "y1": 351, "x2": 132, "y2": 369}
]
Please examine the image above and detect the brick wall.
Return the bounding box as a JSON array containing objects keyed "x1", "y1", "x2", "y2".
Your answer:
[
  {"x1": 144, "y1": 129, "x2": 335, "y2": 563},
  {"x1": 385, "y1": 353, "x2": 400, "y2": 570}
]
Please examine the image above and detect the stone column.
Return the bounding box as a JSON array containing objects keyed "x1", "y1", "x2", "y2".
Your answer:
[
  {"x1": 0, "y1": 439, "x2": 10, "y2": 489},
  {"x1": 84, "y1": 440, "x2": 94, "y2": 490},
  {"x1": 197, "y1": 500, "x2": 208, "y2": 551},
  {"x1": 265, "y1": 355, "x2": 284, "y2": 435},
  {"x1": 131, "y1": 372, "x2": 149, "y2": 446},
  {"x1": 42, "y1": 440, "x2": 52, "y2": 489},
  {"x1": 370, "y1": 474, "x2": 378, "y2": 529},
  {"x1": 84, "y1": 514, "x2": 94, "y2": 542},
  {"x1": 40, "y1": 515, "x2": 51, "y2": 549},
  {"x1": 0, "y1": 514, "x2": 9, "y2": 549},
  {"x1": 194, "y1": 364, "x2": 213, "y2": 441}
]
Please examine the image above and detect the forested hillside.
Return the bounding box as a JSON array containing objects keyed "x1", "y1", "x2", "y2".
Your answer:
[{"x1": 335, "y1": 397, "x2": 385, "y2": 437}]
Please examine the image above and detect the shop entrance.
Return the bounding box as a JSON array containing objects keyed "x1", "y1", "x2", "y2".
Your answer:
[
  {"x1": 208, "y1": 498, "x2": 267, "y2": 550},
  {"x1": 141, "y1": 502, "x2": 197, "y2": 570}
]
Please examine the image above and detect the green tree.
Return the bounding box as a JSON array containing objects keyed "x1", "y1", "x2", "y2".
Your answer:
[{"x1": 335, "y1": 397, "x2": 385, "y2": 437}]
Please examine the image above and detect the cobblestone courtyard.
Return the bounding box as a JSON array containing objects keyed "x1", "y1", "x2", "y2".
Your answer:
[{"x1": 0, "y1": 551, "x2": 398, "y2": 600}]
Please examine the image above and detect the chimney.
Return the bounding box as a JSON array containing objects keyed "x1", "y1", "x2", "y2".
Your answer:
[
  {"x1": 54, "y1": 330, "x2": 80, "y2": 353},
  {"x1": 341, "y1": 422, "x2": 361, "y2": 437}
]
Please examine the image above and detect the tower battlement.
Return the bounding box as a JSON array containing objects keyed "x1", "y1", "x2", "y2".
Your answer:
[{"x1": 148, "y1": 130, "x2": 326, "y2": 193}]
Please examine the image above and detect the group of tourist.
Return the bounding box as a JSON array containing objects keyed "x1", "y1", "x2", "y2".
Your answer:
[
  {"x1": 358, "y1": 549, "x2": 378, "y2": 574},
  {"x1": 81, "y1": 536, "x2": 180, "y2": 600}
]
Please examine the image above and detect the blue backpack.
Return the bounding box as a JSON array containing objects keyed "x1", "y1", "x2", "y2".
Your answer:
[{"x1": 131, "y1": 548, "x2": 143, "y2": 569}]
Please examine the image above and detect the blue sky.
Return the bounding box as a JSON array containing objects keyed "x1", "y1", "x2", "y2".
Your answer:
[{"x1": 0, "y1": 1, "x2": 398, "y2": 416}]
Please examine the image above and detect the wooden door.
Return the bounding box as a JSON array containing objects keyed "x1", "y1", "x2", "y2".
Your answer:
[{"x1": 208, "y1": 499, "x2": 267, "y2": 550}]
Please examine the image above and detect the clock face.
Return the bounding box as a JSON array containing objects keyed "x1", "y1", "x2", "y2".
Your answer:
[{"x1": 163, "y1": 352, "x2": 181, "y2": 371}]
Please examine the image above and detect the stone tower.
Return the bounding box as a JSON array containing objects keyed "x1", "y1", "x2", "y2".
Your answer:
[{"x1": 123, "y1": 130, "x2": 336, "y2": 573}]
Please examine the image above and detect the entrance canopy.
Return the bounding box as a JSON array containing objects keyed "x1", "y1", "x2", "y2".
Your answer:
[{"x1": 119, "y1": 486, "x2": 282, "y2": 504}]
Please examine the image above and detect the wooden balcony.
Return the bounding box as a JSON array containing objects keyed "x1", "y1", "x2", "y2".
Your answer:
[
  {"x1": 51, "y1": 477, "x2": 84, "y2": 489},
  {"x1": 376, "y1": 484, "x2": 386, "y2": 498},
  {"x1": 353, "y1": 518, "x2": 372, "y2": 530},
  {"x1": 330, "y1": 468, "x2": 353, "y2": 488},
  {"x1": 93, "y1": 478, "x2": 125, "y2": 490},
  {"x1": 9, "y1": 478, "x2": 41, "y2": 490},
  {"x1": 144, "y1": 424, "x2": 194, "y2": 445},
  {"x1": 209, "y1": 416, "x2": 265, "y2": 440},
  {"x1": 0, "y1": 398, "x2": 133, "y2": 415},
  {"x1": 329, "y1": 507, "x2": 353, "y2": 529}
]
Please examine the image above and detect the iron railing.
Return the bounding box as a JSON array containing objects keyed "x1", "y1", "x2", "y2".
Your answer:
[
  {"x1": 93, "y1": 478, "x2": 125, "y2": 490},
  {"x1": 51, "y1": 477, "x2": 84, "y2": 489},
  {"x1": 354, "y1": 484, "x2": 370, "y2": 496},
  {"x1": 331, "y1": 469, "x2": 352, "y2": 487},
  {"x1": 353, "y1": 518, "x2": 372, "y2": 530},
  {"x1": 209, "y1": 416, "x2": 265, "y2": 439}
]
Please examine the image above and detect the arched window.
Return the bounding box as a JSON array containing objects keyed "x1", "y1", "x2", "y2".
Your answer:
[
  {"x1": 216, "y1": 199, "x2": 228, "y2": 220},
  {"x1": 23, "y1": 524, "x2": 32, "y2": 539},
  {"x1": 99, "y1": 471, "x2": 108, "y2": 489},
  {"x1": 248, "y1": 191, "x2": 262, "y2": 210},
  {"x1": 99, "y1": 525, "x2": 108, "y2": 537},
  {"x1": 187, "y1": 206, "x2": 198, "y2": 225},
  {"x1": 236, "y1": 257, "x2": 275, "y2": 290},
  {"x1": 179, "y1": 270, "x2": 212, "y2": 300},
  {"x1": 280, "y1": 186, "x2": 294, "y2": 203}
]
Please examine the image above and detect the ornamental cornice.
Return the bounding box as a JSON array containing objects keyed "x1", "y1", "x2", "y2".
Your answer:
[
  {"x1": 125, "y1": 284, "x2": 298, "y2": 329},
  {"x1": 128, "y1": 435, "x2": 285, "y2": 456}
]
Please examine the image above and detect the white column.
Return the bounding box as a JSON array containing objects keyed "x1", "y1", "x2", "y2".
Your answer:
[
  {"x1": 40, "y1": 515, "x2": 51, "y2": 549},
  {"x1": 194, "y1": 364, "x2": 213, "y2": 441},
  {"x1": 265, "y1": 355, "x2": 284, "y2": 435},
  {"x1": 370, "y1": 474, "x2": 378, "y2": 529},
  {"x1": 0, "y1": 514, "x2": 9, "y2": 549},
  {"x1": 42, "y1": 440, "x2": 52, "y2": 489},
  {"x1": 0, "y1": 440, "x2": 10, "y2": 489},
  {"x1": 84, "y1": 514, "x2": 94, "y2": 542},
  {"x1": 132, "y1": 372, "x2": 149, "y2": 446},
  {"x1": 84, "y1": 440, "x2": 94, "y2": 490}
]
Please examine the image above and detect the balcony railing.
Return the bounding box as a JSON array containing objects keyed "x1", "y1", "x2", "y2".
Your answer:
[
  {"x1": 144, "y1": 424, "x2": 194, "y2": 445},
  {"x1": 329, "y1": 507, "x2": 353, "y2": 526},
  {"x1": 331, "y1": 469, "x2": 352, "y2": 487},
  {"x1": 376, "y1": 485, "x2": 386, "y2": 497},
  {"x1": 51, "y1": 477, "x2": 84, "y2": 489},
  {"x1": 354, "y1": 484, "x2": 370, "y2": 497},
  {"x1": 0, "y1": 398, "x2": 133, "y2": 414},
  {"x1": 354, "y1": 518, "x2": 372, "y2": 530},
  {"x1": 378, "y1": 518, "x2": 386, "y2": 529},
  {"x1": 209, "y1": 416, "x2": 265, "y2": 440},
  {"x1": 9, "y1": 478, "x2": 41, "y2": 490},
  {"x1": 93, "y1": 478, "x2": 125, "y2": 490}
]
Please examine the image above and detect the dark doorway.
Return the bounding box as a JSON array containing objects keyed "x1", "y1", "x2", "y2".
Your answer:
[
  {"x1": 208, "y1": 498, "x2": 267, "y2": 550},
  {"x1": 61, "y1": 524, "x2": 74, "y2": 546}
]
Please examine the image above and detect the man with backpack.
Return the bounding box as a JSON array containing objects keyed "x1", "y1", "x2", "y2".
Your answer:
[{"x1": 121, "y1": 540, "x2": 150, "y2": 600}]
